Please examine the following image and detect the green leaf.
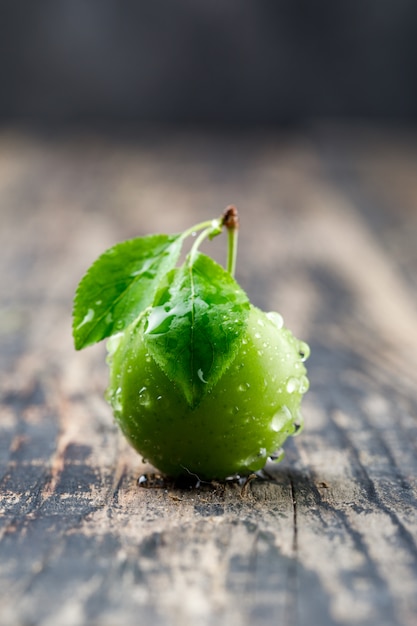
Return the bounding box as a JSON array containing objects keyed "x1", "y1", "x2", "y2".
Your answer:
[
  {"x1": 73, "y1": 234, "x2": 183, "y2": 349},
  {"x1": 143, "y1": 252, "x2": 250, "y2": 407}
]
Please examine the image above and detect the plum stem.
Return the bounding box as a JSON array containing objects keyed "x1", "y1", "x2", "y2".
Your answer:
[
  {"x1": 186, "y1": 206, "x2": 239, "y2": 275},
  {"x1": 222, "y1": 205, "x2": 239, "y2": 277}
]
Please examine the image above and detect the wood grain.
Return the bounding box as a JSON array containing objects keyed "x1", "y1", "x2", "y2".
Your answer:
[{"x1": 1, "y1": 126, "x2": 416, "y2": 626}]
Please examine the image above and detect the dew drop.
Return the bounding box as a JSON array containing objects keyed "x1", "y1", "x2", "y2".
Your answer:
[
  {"x1": 241, "y1": 447, "x2": 267, "y2": 470},
  {"x1": 266, "y1": 311, "x2": 284, "y2": 329},
  {"x1": 76, "y1": 308, "x2": 95, "y2": 329},
  {"x1": 106, "y1": 332, "x2": 123, "y2": 355},
  {"x1": 138, "y1": 386, "x2": 152, "y2": 407},
  {"x1": 298, "y1": 375, "x2": 310, "y2": 394},
  {"x1": 145, "y1": 307, "x2": 171, "y2": 334},
  {"x1": 238, "y1": 382, "x2": 251, "y2": 392},
  {"x1": 298, "y1": 341, "x2": 310, "y2": 362},
  {"x1": 254, "y1": 332, "x2": 261, "y2": 339},
  {"x1": 269, "y1": 448, "x2": 285, "y2": 463},
  {"x1": 257, "y1": 319, "x2": 265, "y2": 327},
  {"x1": 293, "y1": 410, "x2": 305, "y2": 436},
  {"x1": 286, "y1": 377, "x2": 299, "y2": 394},
  {"x1": 270, "y1": 406, "x2": 292, "y2": 432},
  {"x1": 112, "y1": 386, "x2": 123, "y2": 412}
]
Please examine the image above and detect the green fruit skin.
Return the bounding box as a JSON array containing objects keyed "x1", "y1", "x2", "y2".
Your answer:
[{"x1": 106, "y1": 305, "x2": 309, "y2": 480}]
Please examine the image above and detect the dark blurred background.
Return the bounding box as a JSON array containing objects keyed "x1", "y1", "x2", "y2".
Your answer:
[{"x1": 1, "y1": 0, "x2": 417, "y2": 128}]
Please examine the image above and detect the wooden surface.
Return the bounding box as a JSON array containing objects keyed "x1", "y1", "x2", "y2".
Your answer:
[{"x1": 1, "y1": 125, "x2": 417, "y2": 626}]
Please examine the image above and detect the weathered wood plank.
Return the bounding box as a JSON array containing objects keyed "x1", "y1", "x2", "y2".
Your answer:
[{"x1": 1, "y1": 128, "x2": 417, "y2": 626}]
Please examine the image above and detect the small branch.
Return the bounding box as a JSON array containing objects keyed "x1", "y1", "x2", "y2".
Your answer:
[
  {"x1": 189, "y1": 226, "x2": 214, "y2": 265},
  {"x1": 182, "y1": 219, "x2": 219, "y2": 240}
]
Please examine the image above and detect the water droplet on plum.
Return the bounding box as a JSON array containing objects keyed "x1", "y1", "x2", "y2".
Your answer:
[
  {"x1": 106, "y1": 332, "x2": 123, "y2": 355},
  {"x1": 270, "y1": 406, "x2": 292, "y2": 431},
  {"x1": 298, "y1": 375, "x2": 309, "y2": 394},
  {"x1": 241, "y1": 447, "x2": 267, "y2": 470},
  {"x1": 112, "y1": 386, "x2": 123, "y2": 412},
  {"x1": 138, "y1": 386, "x2": 152, "y2": 407},
  {"x1": 286, "y1": 377, "x2": 299, "y2": 394},
  {"x1": 298, "y1": 341, "x2": 310, "y2": 362},
  {"x1": 266, "y1": 311, "x2": 284, "y2": 329},
  {"x1": 269, "y1": 448, "x2": 285, "y2": 463},
  {"x1": 293, "y1": 410, "x2": 305, "y2": 436}
]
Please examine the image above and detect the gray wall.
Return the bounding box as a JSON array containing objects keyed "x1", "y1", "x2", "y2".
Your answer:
[{"x1": 1, "y1": 1, "x2": 417, "y2": 125}]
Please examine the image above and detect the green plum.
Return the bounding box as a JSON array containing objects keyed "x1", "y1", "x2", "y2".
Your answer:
[
  {"x1": 73, "y1": 207, "x2": 310, "y2": 480},
  {"x1": 106, "y1": 304, "x2": 309, "y2": 480}
]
